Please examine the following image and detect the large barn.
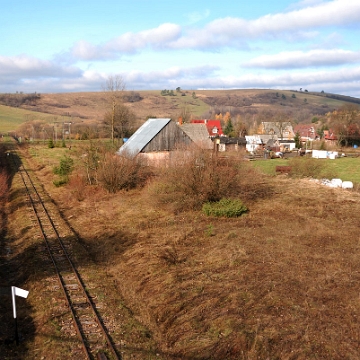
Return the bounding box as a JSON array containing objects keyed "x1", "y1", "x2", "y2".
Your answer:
[{"x1": 117, "y1": 118, "x2": 213, "y2": 165}]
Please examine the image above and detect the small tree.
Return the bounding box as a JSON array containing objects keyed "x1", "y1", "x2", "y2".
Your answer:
[
  {"x1": 224, "y1": 118, "x2": 234, "y2": 137},
  {"x1": 178, "y1": 103, "x2": 192, "y2": 123},
  {"x1": 294, "y1": 131, "x2": 301, "y2": 149},
  {"x1": 103, "y1": 75, "x2": 126, "y2": 144},
  {"x1": 104, "y1": 102, "x2": 136, "y2": 142}
]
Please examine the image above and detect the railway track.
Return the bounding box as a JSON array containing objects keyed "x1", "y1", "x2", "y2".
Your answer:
[{"x1": 12, "y1": 152, "x2": 120, "y2": 360}]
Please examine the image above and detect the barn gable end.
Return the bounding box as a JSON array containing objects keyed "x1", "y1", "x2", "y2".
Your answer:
[{"x1": 142, "y1": 120, "x2": 193, "y2": 152}]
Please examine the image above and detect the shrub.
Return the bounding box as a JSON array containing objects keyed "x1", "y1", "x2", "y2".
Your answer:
[
  {"x1": 53, "y1": 156, "x2": 74, "y2": 176},
  {"x1": 98, "y1": 153, "x2": 149, "y2": 193},
  {"x1": 52, "y1": 155, "x2": 74, "y2": 186},
  {"x1": 149, "y1": 148, "x2": 255, "y2": 212},
  {"x1": 53, "y1": 178, "x2": 69, "y2": 187},
  {"x1": 288, "y1": 157, "x2": 337, "y2": 179},
  {"x1": 202, "y1": 198, "x2": 247, "y2": 217}
]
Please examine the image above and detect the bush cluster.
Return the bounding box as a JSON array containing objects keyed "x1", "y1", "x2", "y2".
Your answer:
[
  {"x1": 53, "y1": 155, "x2": 74, "y2": 186},
  {"x1": 202, "y1": 198, "x2": 247, "y2": 217},
  {"x1": 149, "y1": 148, "x2": 254, "y2": 212},
  {"x1": 98, "y1": 153, "x2": 150, "y2": 193},
  {"x1": 53, "y1": 156, "x2": 74, "y2": 177}
]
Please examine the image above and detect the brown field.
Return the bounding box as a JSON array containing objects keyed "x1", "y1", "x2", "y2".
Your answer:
[{"x1": 2, "y1": 140, "x2": 360, "y2": 359}]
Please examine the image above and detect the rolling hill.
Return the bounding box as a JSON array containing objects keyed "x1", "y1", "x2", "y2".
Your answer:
[{"x1": 0, "y1": 89, "x2": 359, "y2": 133}]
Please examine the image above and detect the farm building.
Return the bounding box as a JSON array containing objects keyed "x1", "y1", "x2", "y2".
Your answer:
[
  {"x1": 218, "y1": 137, "x2": 247, "y2": 152},
  {"x1": 117, "y1": 118, "x2": 212, "y2": 165},
  {"x1": 180, "y1": 123, "x2": 213, "y2": 150}
]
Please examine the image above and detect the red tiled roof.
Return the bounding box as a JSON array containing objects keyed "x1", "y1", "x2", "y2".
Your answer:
[{"x1": 191, "y1": 119, "x2": 224, "y2": 136}]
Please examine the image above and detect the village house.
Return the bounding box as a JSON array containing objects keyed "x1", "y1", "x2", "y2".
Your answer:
[
  {"x1": 245, "y1": 134, "x2": 296, "y2": 153},
  {"x1": 293, "y1": 124, "x2": 317, "y2": 141},
  {"x1": 323, "y1": 129, "x2": 338, "y2": 143},
  {"x1": 261, "y1": 121, "x2": 295, "y2": 140}
]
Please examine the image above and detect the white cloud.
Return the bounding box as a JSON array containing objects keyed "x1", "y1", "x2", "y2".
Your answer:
[
  {"x1": 165, "y1": 0, "x2": 360, "y2": 50},
  {"x1": 0, "y1": 55, "x2": 81, "y2": 78},
  {"x1": 243, "y1": 49, "x2": 360, "y2": 69},
  {"x1": 66, "y1": 0, "x2": 360, "y2": 60},
  {"x1": 125, "y1": 65, "x2": 219, "y2": 86},
  {"x1": 1, "y1": 60, "x2": 360, "y2": 97},
  {"x1": 195, "y1": 0, "x2": 360, "y2": 44},
  {"x1": 120, "y1": 64, "x2": 360, "y2": 98},
  {"x1": 71, "y1": 23, "x2": 182, "y2": 60}
]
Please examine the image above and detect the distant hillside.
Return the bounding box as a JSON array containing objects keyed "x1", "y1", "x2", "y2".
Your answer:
[{"x1": 0, "y1": 89, "x2": 359, "y2": 132}]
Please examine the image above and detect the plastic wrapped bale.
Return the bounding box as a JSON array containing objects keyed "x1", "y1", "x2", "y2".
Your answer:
[
  {"x1": 342, "y1": 181, "x2": 353, "y2": 189},
  {"x1": 330, "y1": 179, "x2": 343, "y2": 188}
]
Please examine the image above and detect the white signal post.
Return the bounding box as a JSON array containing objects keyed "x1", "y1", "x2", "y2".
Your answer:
[{"x1": 11, "y1": 286, "x2": 29, "y2": 345}]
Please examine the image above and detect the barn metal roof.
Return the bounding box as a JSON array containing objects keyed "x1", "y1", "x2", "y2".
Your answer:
[{"x1": 117, "y1": 118, "x2": 171, "y2": 157}]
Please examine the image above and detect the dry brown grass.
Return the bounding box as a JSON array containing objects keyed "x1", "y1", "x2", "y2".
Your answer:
[
  {"x1": 105, "y1": 179, "x2": 360, "y2": 359},
  {"x1": 47, "y1": 153, "x2": 360, "y2": 359},
  {"x1": 4, "y1": 143, "x2": 360, "y2": 359}
]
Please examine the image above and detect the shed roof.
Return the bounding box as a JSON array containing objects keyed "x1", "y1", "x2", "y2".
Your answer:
[
  {"x1": 117, "y1": 118, "x2": 171, "y2": 156},
  {"x1": 191, "y1": 119, "x2": 224, "y2": 136},
  {"x1": 180, "y1": 123, "x2": 213, "y2": 149}
]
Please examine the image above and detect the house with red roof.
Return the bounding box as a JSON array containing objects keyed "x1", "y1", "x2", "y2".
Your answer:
[
  {"x1": 293, "y1": 124, "x2": 317, "y2": 141},
  {"x1": 323, "y1": 130, "x2": 337, "y2": 142},
  {"x1": 191, "y1": 119, "x2": 224, "y2": 138}
]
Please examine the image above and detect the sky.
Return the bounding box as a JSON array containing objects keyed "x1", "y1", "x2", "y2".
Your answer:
[{"x1": 1, "y1": 0, "x2": 360, "y2": 97}]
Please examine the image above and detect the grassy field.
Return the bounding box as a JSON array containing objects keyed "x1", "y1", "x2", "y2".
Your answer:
[
  {"x1": 0, "y1": 104, "x2": 55, "y2": 133},
  {"x1": 252, "y1": 155, "x2": 360, "y2": 184}
]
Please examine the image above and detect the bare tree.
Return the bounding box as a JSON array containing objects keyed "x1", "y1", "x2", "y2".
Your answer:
[
  {"x1": 103, "y1": 102, "x2": 136, "y2": 141},
  {"x1": 178, "y1": 102, "x2": 192, "y2": 123},
  {"x1": 103, "y1": 75, "x2": 126, "y2": 144}
]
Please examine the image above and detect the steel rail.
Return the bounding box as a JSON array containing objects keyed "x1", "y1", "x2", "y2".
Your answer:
[{"x1": 13, "y1": 154, "x2": 120, "y2": 360}]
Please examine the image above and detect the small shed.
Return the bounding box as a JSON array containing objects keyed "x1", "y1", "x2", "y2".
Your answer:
[{"x1": 219, "y1": 137, "x2": 247, "y2": 152}]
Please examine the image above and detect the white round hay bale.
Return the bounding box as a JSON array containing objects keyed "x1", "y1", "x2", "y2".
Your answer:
[
  {"x1": 342, "y1": 181, "x2": 353, "y2": 189},
  {"x1": 331, "y1": 179, "x2": 343, "y2": 188}
]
